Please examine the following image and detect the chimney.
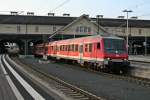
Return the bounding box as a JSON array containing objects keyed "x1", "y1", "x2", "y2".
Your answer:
[
  {"x1": 63, "y1": 13, "x2": 70, "y2": 16},
  {"x1": 96, "y1": 15, "x2": 103, "y2": 18},
  {"x1": 130, "y1": 16, "x2": 138, "y2": 19},
  {"x1": 83, "y1": 14, "x2": 89, "y2": 18},
  {"x1": 118, "y1": 16, "x2": 125, "y2": 19},
  {"x1": 48, "y1": 13, "x2": 55, "y2": 16},
  {"x1": 10, "y1": 11, "x2": 18, "y2": 15},
  {"x1": 27, "y1": 12, "x2": 34, "y2": 16}
]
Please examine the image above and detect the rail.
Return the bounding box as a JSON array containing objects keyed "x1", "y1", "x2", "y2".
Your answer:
[{"x1": 6, "y1": 55, "x2": 105, "y2": 100}]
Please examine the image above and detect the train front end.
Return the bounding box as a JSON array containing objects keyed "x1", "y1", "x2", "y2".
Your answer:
[{"x1": 102, "y1": 37, "x2": 130, "y2": 73}]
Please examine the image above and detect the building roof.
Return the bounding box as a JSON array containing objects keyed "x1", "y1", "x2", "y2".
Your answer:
[
  {"x1": 0, "y1": 14, "x2": 150, "y2": 28},
  {"x1": 0, "y1": 14, "x2": 76, "y2": 25},
  {"x1": 91, "y1": 18, "x2": 150, "y2": 28},
  {"x1": 56, "y1": 14, "x2": 106, "y2": 33}
]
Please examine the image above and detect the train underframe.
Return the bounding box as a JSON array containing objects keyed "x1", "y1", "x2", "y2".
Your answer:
[
  {"x1": 82, "y1": 60, "x2": 130, "y2": 74},
  {"x1": 34, "y1": 54, "x2": 130, "y2": 74}
]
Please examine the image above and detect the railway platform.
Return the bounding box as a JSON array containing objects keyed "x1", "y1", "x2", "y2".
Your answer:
[
  {"x1": 129, "y1": 55, "x2": 150, "y2": 62},
  {"x1": 0, "y1": 59, "x2": 17, "y2": 100}
]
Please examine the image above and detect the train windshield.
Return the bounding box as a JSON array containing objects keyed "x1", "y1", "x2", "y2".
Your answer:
[{"x1": 104, "y1": 38, "x2": 126, "y2": 54}]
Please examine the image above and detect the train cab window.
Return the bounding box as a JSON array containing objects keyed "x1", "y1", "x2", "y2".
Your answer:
[
  {"x1": 97, "y1": 43, "x2": 101, "y2": 49},
  {"x1": 89, "y1": 44, "x2": 92, "y2": 52}
]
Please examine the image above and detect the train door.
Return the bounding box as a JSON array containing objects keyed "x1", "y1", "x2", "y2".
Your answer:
[
  {"x1": 79, "y1": 44, "x2": 83, "y2": 64},
  {"x1": 54, "y1": 46, "x2": 57, "y2": 56}
]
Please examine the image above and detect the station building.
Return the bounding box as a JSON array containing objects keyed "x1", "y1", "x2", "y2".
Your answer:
[{"x1": 0, "y1": 12, "x2": 150, "y2": 55}]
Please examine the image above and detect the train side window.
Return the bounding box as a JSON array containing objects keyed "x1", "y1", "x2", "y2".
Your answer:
[
  {"x1": 75, "y1": 44, "x2": 78, "y2": 51},
  {"x1": 97, "y1": 43, "x2": 101, "y2": 49},
  {"x1": 65, "y1": 45, "x2": 67, "y2": 51},
  {"x1": 85, "y1": 44, "x2": 88, "y2": 52},
  {"x1": 72, "y1": 44, "x2": 74, "y2": 51},
  {"x1": 57, "y1": 46, "x2": 59, "y2": 51},
  {"x1": 45, "y1": 47, "x2": 48, "y2": 51},
  {"x1": 89, "y1": 44, "x2": 92, "y2": 52},
  {"x1": 66, "y1": 45, "x2": 68, "y2": 51},
  {"x1": 67, "y1": 45, "x2": 69, "y2": 51},
  {"x1": 64, "y1": 45, "x2": 66, "y2": 51},
  {"x1": 69, "y1": 45, "x2": 71, "y2": 51},
  {"x1": 59, "y1": 45, "x2": 61, "y2": 51},
  {"x1": 51, "y1": 46, "x2": 53, "y2": 51},
  {"x1": 62, "y1": 45, "x2": 64, "y2": 51},
  {"x1": 70, "y1": 45, "x2": 72, "y2": 51}
]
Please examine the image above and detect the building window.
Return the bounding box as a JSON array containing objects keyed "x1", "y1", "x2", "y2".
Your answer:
[
  {"x1": 76, "y1": 27, "x2": 79, "y2": 32},
  {"x1": 35, "y1": 26, "x2": 39, "y2": 32},
  {"x1": 88, "y1": 27, "x2": 91, "y2": 32},
  {"x1": 138, "y1": 29, "x2": 142, "y2": 35},
  {"x1": 76, "y1": 26, "x2": 91, "y2": 33},
  {"x1": 84, "y1": 26, "x2": 88, "y2": 32},
  {"x1": 80, "y1": 26, "x2": 84, "y2": 32},
  {"x1": 53, "y1": 26, "x2": 56, "y2": 32},
  {"x1": 105, "y1": 28, "x2": 108, "y2": 31},
  {"x1": 17, "y1": 25, "x2": 21, "y2": 32}
]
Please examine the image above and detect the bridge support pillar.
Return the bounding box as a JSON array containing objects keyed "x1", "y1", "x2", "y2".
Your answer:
[
  {"x1": 129, "y1": 41, "x2": 133, "y2": 55},
  {"x1": 22, "y1": 39, "x2": 30, "y2": 55}
]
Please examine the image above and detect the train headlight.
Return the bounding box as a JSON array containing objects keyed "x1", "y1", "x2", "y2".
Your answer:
[
  {"x1": 107, "y1": 58, "x2": 110, "y2": 60},
  {"x1": 124, "y1": 59, "x2": 127, "y2": 61}
]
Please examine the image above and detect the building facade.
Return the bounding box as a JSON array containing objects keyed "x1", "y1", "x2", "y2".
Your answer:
[{"x1": 0, "y1": 14, "x2": 150, "y2": 55}]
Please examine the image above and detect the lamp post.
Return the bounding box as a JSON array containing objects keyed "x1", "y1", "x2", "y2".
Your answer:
[
  {"x1": 144, "y1": 32, "x2": 147, "y2": 56},
  {"x1": 123, "y1": 9, "x2": 132, "y2": 53},
  {"x1": 96, "y1": 15, "x2": 103, "y2": 35}
]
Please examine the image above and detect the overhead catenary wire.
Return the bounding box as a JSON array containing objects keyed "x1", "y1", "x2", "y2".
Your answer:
[{"x1": 49, "y1": 0, "x2": 71, "y2": 13}]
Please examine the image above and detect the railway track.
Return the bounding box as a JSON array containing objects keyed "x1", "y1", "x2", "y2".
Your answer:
[
  {"x1": 43, "y1": 59, "x2": 150, "y2": 88},
  {"x1": 6, "y1": 55, "x2": 150, "y2": 99},
  {"x1": 86, "y1": 66, "x2": 150, "y2": 87},
  {"x1": 80, "y1": 67, "x2": 150, "y2": 87},
  {"x1": 5, "y1": 55, "x2": 105, "y2": 100},
  {"x1": 129, "y1": 60, "x2": 150, "y2": 64}
]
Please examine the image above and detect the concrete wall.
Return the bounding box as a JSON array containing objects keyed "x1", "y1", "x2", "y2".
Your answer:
[
  {"x1": 105, "y1": 26, "x2": 150, "y2": 36},
  {"x1": 0, "y1": 24, "x2": 63, "y2": 34},
  {"x1": 61, "y1": 18, "x2": 104, "y2": 35},
  {"x1": 0, "y1": 22, "x2": 150, "y2": 37}
]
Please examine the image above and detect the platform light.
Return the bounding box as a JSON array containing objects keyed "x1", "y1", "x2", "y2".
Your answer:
[{"x1": 123, "y1": 9, "x2": 133, "y2": 54}]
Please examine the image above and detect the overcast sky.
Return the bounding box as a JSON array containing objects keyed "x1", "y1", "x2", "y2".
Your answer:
[{"x1": 0, "y1": 0, "x2": 150, "y2": 19}]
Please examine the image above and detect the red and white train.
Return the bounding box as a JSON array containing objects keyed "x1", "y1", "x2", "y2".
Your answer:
[{"x1": 34, "y1": 35, "x2": 130, "y2": 73}]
